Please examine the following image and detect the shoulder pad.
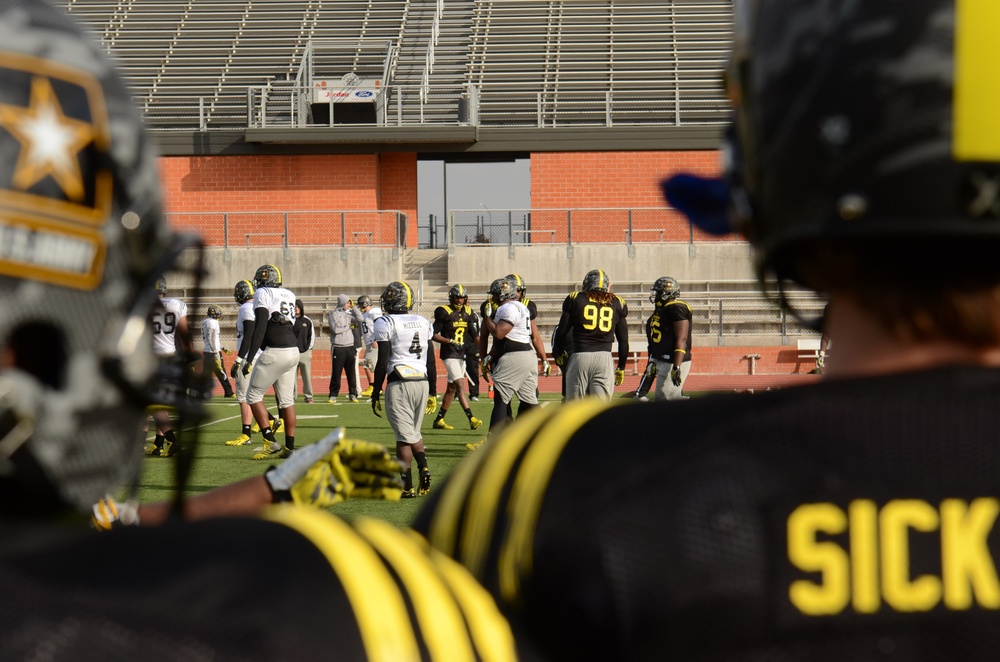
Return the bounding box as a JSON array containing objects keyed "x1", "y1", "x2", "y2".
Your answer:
[
  {"x1": 439, "y1": 305, "x2": 453, "y2": 315},
  {"x1": 569, "y1": 291, "x2": 580, "y2": 300},
  {"x1": 615, "y1": 295, "x2": 626, "y2": 305}
]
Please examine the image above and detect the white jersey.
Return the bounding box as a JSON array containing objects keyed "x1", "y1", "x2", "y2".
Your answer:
[
  {"x1": 495, "y1": 300, "x2": 532, "y2": 344},
  {"x1": 373, "y1": 313, "x2": 434, "y2": 374},
  {"x1": 253, "y1": 286, "x2": 297, "y2": 324},
  {"x1": 362, "y1": 305, "x2": 383, "y2": 349},
  {"x1": 152, "y1": 297, "x2": 187, "y2": 356},
  {"x1": 236, "y1": 301, "x2": 255, "y2": 356},
  {"x1": 201, "y1": 317, "x2": 222, "y2": 354}
]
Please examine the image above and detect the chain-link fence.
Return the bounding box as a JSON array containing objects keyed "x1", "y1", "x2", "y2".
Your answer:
[
  {"x1": 165, "y1": 210, "x2": 406, "y2": 248},
  {"x1": 448, "y1": 208, "x2": 742, "y2": 245}
]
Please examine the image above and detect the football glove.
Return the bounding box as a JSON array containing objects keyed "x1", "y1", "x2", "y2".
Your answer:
[
  {"x1": 671, "y1": 366, "x2": 683, "y2": 387},
  {"x1": 425, "y1": 395, "x2": 438, "y2": 415},
  {"x1": 241, "y1": 360, "x2": 253, "y2": 377},
  {"x1": 542, "y1": 360, "x2": 552, "y2": 377},
  {"x1": 554, "y1": 352, "x2": 568, "y2": 367},
  {"x1": 816, "y1": 351, "x2": 826, "y2": 369},
  {"x1": 230, "y1": 360, "x2": 240, "y2": 379},
  {"x1": 371, "y1": 397, "x2": 383, "y2": 418},
  {"x1": 614, "y1": 369, "x2": 625, "y2": 386},
  {"x1": 265, "y1": 428, "x2": 404, "y2": 507},
  {"x1": 90, "y1": 495, "x2": 139, "y2": 531},
  {"x1": 481, "y1": 355, "x2": 493, "y2": 378},
  {"x1": 644, "y1": 361, "x2": 658, "y2": 378}
]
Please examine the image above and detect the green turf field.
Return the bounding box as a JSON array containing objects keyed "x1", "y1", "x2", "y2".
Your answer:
[{"x1": 139, "y1": 394, "x2": 563, "y2": 528}]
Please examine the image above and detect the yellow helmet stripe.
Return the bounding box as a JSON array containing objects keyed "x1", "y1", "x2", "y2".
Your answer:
[
  {"x1": 403, "y1": 281, "x2": 413, "y2": 309},
  {"x1": 954, "y1": 0, "x2": 1000, "y2": 160},
  {"x1": 263, "y1": 506, "x2": 420, "y2": 661}
]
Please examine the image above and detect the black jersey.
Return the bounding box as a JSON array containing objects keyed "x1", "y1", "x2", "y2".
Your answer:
[
  {"x1": 553, "y1": 291, "x2": 628, "y2": 355},
  {"x1": 480, "y1": 298, "x2": 537, "y2": 321},
  {"x1": 2, "y1": 507, "x2": 518, "y2": 661},
  {"x1": 646, "y1": 299, "x2": 692, "y2": 362},
  {"x1": 414, "y1": 366, "x2": 1000, "y2": 661},
  {"x1": 434, "y1": 304, "x2": 476, "y2": 360}
]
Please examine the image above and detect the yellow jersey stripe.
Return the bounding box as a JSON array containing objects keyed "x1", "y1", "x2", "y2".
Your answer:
[
  {"x1": 954, "y1": 0, "x2": 1000, "y2": 160},
  {"x1": 499, "y1": 399, "x2": 617, "y2": 605},
  {"x1": 356, "y1": 519, "x2": 477, "y2": 662},
  {"x1": 263, "y1": 505, "x2": 421, "y2": 662}
]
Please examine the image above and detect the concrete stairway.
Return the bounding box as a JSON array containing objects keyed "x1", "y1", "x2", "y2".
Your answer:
[{"x1": 403, "y1": 248, "x2": 449, "y2": 310}]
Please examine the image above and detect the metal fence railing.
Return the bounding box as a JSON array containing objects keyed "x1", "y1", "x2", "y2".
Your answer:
[{"x1": 165, "y1": 210, "x2": 407, "y2": 256}]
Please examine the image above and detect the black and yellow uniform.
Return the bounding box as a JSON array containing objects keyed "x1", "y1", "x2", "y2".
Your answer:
[
  {"x1": 434, "y1": 304, "x2": 477, "y2": 361},
  {"x1": 552, "y1": 291, "x2": 628, "y2": 399},
  {"x1": 414, "y1": 366, "x2": 1000, "y2": 661},
  {"x1": 646, "y1": 300, "x2": 692, "y2": 364},
  {"x1": 3, "y1": 506, "x2": 520, "y2": 661}
]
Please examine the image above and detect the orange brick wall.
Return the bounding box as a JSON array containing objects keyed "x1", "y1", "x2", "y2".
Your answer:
[{"x1": 159, "y1": 153, "x2": 418, "y2": 245}]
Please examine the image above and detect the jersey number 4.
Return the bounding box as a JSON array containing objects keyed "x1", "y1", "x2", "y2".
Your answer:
[{"x1": 409, "y1": 333, "x2": 424, "y2": 359}]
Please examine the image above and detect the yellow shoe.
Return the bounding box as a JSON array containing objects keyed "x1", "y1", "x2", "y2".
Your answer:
[
  {"x1": 466, "y1": 438, "x2": 488, "y2": 452},
  {"x1": 418, "y1": 468, "x2": 432, "y2": 496},
  {"x1": 160, "y1": 440, "x2": 179, "y2": 457},
  {"x1": 144, "y1": 443, "x2": 162, "y2": 456},
  {"x1": 252, "y1": 440, "x2": 283, "y2": 461},
  {"x1": 361, "y1": 386, "x2": 374, "y2": 397},
  {"x1": 272, "y1": 417, "x2": 284, "y2": 435},
  {"x1": 225, "y1": 434, "x2": 251, "y2": 446},
  {"x1": 469, "y1": 416, "x2": 482, "y2": 430},
  {"x1": 251, "y1": 420, "x2": 260, "y2": 433},
  {"x1": 433, "y1": 418, "x2": 454, "y2": 430}
]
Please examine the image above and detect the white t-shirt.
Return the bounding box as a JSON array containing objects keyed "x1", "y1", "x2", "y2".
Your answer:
[
  {"x1": 201, "y1": 316, "x2": 222, "y2": 354},
  {"x1": 152, "y1": 297, "x2": 187, "y2": 356},
  {"x1": 361, "y1": 305, "x2": 383, "y2": 349},
  {"x1": 495, "y1": 300, "x2": 532, "y2": 344},
  {"x1": 373, "y1": 313, "x2": 434, "y2": 374}
]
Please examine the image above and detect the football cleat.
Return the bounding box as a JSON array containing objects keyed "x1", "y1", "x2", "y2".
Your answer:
[
  {"x1": 470, "y1": 396, "x2": 480, "y2": 402},
  {"x1": 433, "y1": 418, "x2": 454, "y2": 430},
  {"x1": 276, "y1": 446, "x2": 294, "y2": 459},
  {"x1": 144, "y1": 443, "x2": 162, "y2": 456},
  {"x1": 225, "y1": 434, "x2": 252, "y2": 446},
  {"x1": 469, "y1": 416, "x2": 483, "y2": 430},
  {"x1": 466, "y1": 438, "x2": 488, "y2": 452},
  {"x1": 160, "y1": 441, "x2": 179, "y2": 458},
  {"x1": 361, "y1": 386, "x2": 374, "y2": 397},
  {"x1": 251, "y1": 440, "x2": 283, "y2": 461},
  {"x1": 350, "y1": 396, "x2": 359, "y2": 403},
  {"x1": 272, "y1": 418, "x2": 284, "y2": 435},
  {"x1": 251, "y1": 420, "x2": 260, "y2": 433},
  {"x1": 418, "y1": 468, "x2": 432, "y2": 496},
  {"x1": 327, "y1": 398, "x2": 339, "y2": 405},
  {"x1": 401, "y1": 488, "x2": 417, "y2": 499}
]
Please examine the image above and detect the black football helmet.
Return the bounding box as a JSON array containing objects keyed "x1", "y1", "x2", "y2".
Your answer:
[
  {"x1": 381, "y1": 281, "x2": 414, "y2": 314},
  {"x1": 155, "y1": 278, "x2": 168, "y2": 296},
  {"x1": 650, "y1": 277, "x2": 680, "y2": 304},
  {"x1": 357, "y1": 294, "x2": 373, "y2": 309},
  {"x1": 506, "y1": 274, "x2": 527, "y2": 298},
  {"x1": 582, "y1": 269, "x2": 610, "y2": 292},
  {"x1": 233, "y1": 279, "x2": 254, "y2": 304},
  {"x1": 0, "y1": 1, "x2": 207, "y2": 517},
  {"x1": 253, "y1": 264, "x2": 282, "y2": 289},
  {"x1": 207, "y1": 305, "x2": 223, "y2": 320},
  {"x1": 449, "y1": 284, "x2": 468, "y2": 307},
  {"x1": 489, "y1": 277, "x2": 518, "y2": 303}
]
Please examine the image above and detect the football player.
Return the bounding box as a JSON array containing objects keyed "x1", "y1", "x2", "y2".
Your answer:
[
  {"x1": 201, "y1": 304, "x2": 234, "y2": 398},
  {"x1": 227, "y1": 279, "x2": 281, "y2": 447},
  {"x1": 551, "y1": 269, "x2": 629, "y2": 400},
  {"x1": 369, "y1": 281, "x2": 438, "y2": 497},
  {"x1": 147, "y1": 277, "x2": 191, "y2": 457},
  {"x1": 241, "y1": 264, "x2": 299, "y2": 459},
  {"x1": 0, "y1": 5, "x2": 519, "y2": 658},
  {"x1": 431, "y1": 284, "x2": 483, "y2": 431},
  {"x1": 415, "y1": 1, "x2": 1000, "y2": 659},
  {"x1": 357, "y1": 294, "x2": 381, "y2": 397},
  {"x1": 644, "y1": 276, "x2": 692, "y2": 400}
]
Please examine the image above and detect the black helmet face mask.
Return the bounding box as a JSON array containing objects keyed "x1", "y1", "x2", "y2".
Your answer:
[{"x1": 0, "y1": 3, "x2": 207, "y2": 516}]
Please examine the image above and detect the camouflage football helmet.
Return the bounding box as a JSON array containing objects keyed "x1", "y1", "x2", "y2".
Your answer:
[
  {"x1": 155, "y1": 278, "x2": 168, "y2": 296},
  {"x1": 489, "y1": 276, "x2": 518, "y2": 303},
  {"x1": 207, "y1": 305, "x2": 223, "y2": 320},
  {"x1": 233, "y1": 279, "x2": 254, "y2": 304},
  {"x1": 507, "y1": 273, "x2": 527, "y2": 297},
  {"x1": 448, "y1": 284, "x2": 468, "y2": 307},
  {"x1": 582, "y1": 269, "x2": 610, "y2": 292},
  {"x1": 380, "y1": 281, "x2": 414, "y2": 314},
  {"x1": 253, "y1": 264, "x2": 282, "y2": 289},
  {"x1": 650, "y1": 276, "x2": 680, "y2": 303},
  {"x1": 0, "y1": 2, "x2": 205, "y2": 516},
  {"x1": 357, "y1": 294, "x2": 373, "y2": 309}
]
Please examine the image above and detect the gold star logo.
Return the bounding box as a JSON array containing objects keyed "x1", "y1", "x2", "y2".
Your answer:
[{"x1": 0, "y1": 76, "x2": 94, "y2": 202}]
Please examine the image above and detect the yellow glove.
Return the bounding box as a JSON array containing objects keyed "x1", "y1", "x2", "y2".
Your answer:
[
  {"x1": 371, "y1": 397, "x2": 383, "y2": 418},
  {"x1": 554, "y1": 352, "x2": 568, "y2": 367},
  {"x1": 481, "y1": 355, "x2": 493, "y2": 378},
  {"x1": 542, "y1": 360, "x2": 552, "y2": 377},
  {"x1": 644, "y1": 361, "x2": 657, "y2": 378},
  {"x1": 614, "y1": 369, "x2": 625, "y2": 386},
  {"x1": 266, "y1": 428, "x2": 404, "y2": 507},
  {"x1": 425, "y1": 395, "x2": 437, "y2": 416}
]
